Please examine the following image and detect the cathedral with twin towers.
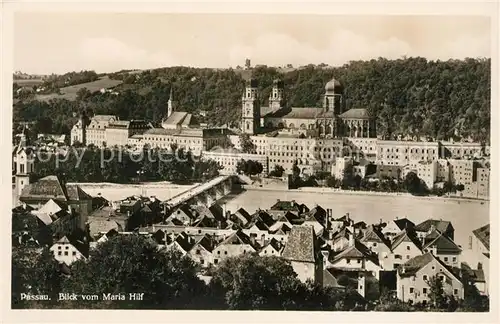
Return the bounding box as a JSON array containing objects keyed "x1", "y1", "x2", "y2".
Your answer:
[{"x1": 241, "y1": 77, "x2": 376, "y2": 139}]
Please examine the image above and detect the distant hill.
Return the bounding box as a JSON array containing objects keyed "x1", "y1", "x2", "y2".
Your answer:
[{"x1": 13, "y1": 58, "x2": 491, "y2": 143}]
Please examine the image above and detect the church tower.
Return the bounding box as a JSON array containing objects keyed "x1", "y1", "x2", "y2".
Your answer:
[
  {"x1": 14, "y1": 126, "x2": 35, "y2": 196},
  {"x1": 167, "y1": 86, "x2": 175, "y2": 118},
  {"x1": 241, "y1": 78, "x2": 260, "y2": 135},
  {"x1": 323, "y1": 77, "x2": 343, "y2": 115},
  {"x1": 269, "y1": 79, "x2": 285, "y2": 110}
]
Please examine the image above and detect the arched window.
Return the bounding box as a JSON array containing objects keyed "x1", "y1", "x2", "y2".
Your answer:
[{"x1": 300, "y1": 123, "x2": 306, "y2": 129}]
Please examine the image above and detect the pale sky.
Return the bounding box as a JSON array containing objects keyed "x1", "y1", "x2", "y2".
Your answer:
[{"x1": 14, "y1": 13, "x2": 491, "y2": 74}]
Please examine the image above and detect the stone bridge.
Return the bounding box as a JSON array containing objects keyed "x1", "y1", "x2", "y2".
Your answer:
[{"x1": 163, "y1": 175, "x2": 237, "y2": 211}]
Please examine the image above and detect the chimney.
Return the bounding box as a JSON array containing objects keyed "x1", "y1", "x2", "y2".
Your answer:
[
  {"x1": 250, "y1": 235, "x2": 256, "y2": 246},
  {"x1": 260, "y1": 234, "x2": 265, "y2": 247},
  {"x1": 348, "y1": 232, "x2": 355, "y2": 246},
  {"x1": 346, "y1": 213, "x2": 350, "y2": 221},
  {"x1": 225, "y1": 210, "x2": 231, "y2": 220}
]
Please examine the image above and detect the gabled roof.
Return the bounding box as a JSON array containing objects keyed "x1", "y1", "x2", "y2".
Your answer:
[
  {"x1": 262, "y1": 238, "x2": 282, "y2": 253},
  {"x1": 391, "y1": 229, "x2": 422, "y2": 251},
  {"x1": 251, "y1": 210, "x2": 275, "y2": 228},
  {"x1": 339, "y1": 108, "x2": 370, "y2": 119},
  {"x1": 331, "y1": 240, "x2": 379, "y2": 265},
  {"x1": 423, "y1": 232, "x2": 462, "y2": 254},
  {"x1": 303, "y1": 205, "x2": 327, "y2": 224},
  {"x1": 282, "y1": 226, "x2": 316, "y2": 263},
  {"x1": 472, "y1": 224, "x2": 490, "y2": 251},
  {"x1": 415, "y1": 219, "x2": 453, "y2": 234},
  {"x1": 362, "y1": 226, "x2": 388, "y2": 245},
  {"x1": 65, "y1": 184, "x2": 93, "y2": 201},
  {"x1": 37, "y1": 198, "x2": 68, "y2": 217},
  {"x1": 394, "y1": 218, "x2": 415, "y2": 231},
  {"x1": 269, "y1": 200, "x2": 308, "y2": 214},
  {"x1": 193, "y1": 235, "x2": 215, "y2": 253},
  {"x1": 398, "y1": 253, "x2": 461, "y2": 282},
  {"x1": 174, "y1": 233, "x2": 195, "y2": 253},
  {"x1": 56, "y1": 236, "x2": 71, "y2": 244},
  {"x1": 20, "y1": 175, "x2": 68, "y2": 201},
  {"x1": 88, "y1": 219, "x2": 122, "y2": 236},
  {"x1": 219, "y1": 230, "x2": 253, "y2": 246}
]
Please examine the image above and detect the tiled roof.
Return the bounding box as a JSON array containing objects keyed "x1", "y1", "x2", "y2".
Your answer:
[
  {"x1": 303, "y1": 205, "x2": 327, "y2": 225},
  {"x1": 174, "y1": 233, "x2": 195, "y2": 253},
  {"x1": 20, "y1": 175, "x2": 67, "y2": 201},
  {"x1": 332, "y1": 240, "x2": 379, "y2": 265},
  {"x1": 263, "y1": 107, "x2": 323, "y2": 119},
  {"x1": 415, "y1": 219, "x2": 453, "y2": 234},
  {"x1": 361, "y1": 226, "x2": 388, "y2": 244},
  {"x1": 269, "y1": 200, "x2": 308, "y2": 214},
  {"x1": 194, "y1": 235, "x2": 215, "y2": 253},
  {"x1": 66, "y1": 184, "x2": 93, "y2": 201},
  {"x1": 398, "y1": 253, "x2": 434, "y2": 277},
  {"x1": 163, "y1": 112, "x2": 189, "y2": 125},
  {"x1": 220, "y1": 230, "x2": 253, "y2": 246},
  {"x1": 423, "y1": 233, "x2": 462, "y2": 254},
  {"x1": 339, "y1": 108, "x2": 371, "y2": 119},
  {"x1": 472, "y1": 224, "x2": 489, "y2": 251},
  {"x1": 399, "y1": 253, "x2": 460, "y2": 282},
  {"x1": 282, "y1": 226, "x2": 316, "y2": 263},
  {"x1": 92, "y1": 115, "x2": 117, "y2": 122},
  {"x1": 391, "y1": 229, "x2": 422, "y2": 251},
  {"x1": 394, "y1": 218, "x2": 415, "y2": 230},
  {"x1": 89, "y1": 219, "x2": 123, "y2": 236}
]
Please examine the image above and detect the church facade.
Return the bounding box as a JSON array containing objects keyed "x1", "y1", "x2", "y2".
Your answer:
[{"x1": 241, "y1": 78, "x2": 376, "y2": 139}]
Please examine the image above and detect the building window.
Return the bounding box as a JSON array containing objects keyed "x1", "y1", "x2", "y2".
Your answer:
[
  {"x1": 452, "y1": 257, "x2": 457, "y2": 262},
  {"x1": 409, "y1": 287, "x2": 414, "y2": 293},
  {"x1": 58, "y1": 251, "x2": 62, "y2": 256},
  {"x1": 454, "y1": 289, "x2": 458, "y2": 295},
  {"x1": 64, "y1": 251, "x2": 68, "y2": 256},
  {"x1": 72, "y1": 251, "x2": 76, "y2": 256},
  {"x1": 423, "y1": 275, "x2": 428, "y2": 281},
  {"x1": 217, "y1": 251, "x2": 220, "y2": 255},
  {"x1": 214, "y1": 259, "x2": 218, "y2": 264},
  {"x1": 444, "y1": 257, "x2": 448, "y2": 262},
  {"x1": 224, "y1": 251, "x2": 228, "y2": 255},
  {"x1": 406, "y1": 255, "x2": 410, "y2": 260},
  {"x1": 346, "y1": 259, "x2": 351, "y2": 264},
  {"x1": 423, "y1": 288, "x2": 428, "y2": 294},
  {"x1": 373, "y1": 243, "x2": 377, "y2": 247}
]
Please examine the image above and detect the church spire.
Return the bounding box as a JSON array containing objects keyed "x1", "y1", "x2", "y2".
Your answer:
[{"x1": 167, "y1": 85, "x2": 175, "y2": 118}]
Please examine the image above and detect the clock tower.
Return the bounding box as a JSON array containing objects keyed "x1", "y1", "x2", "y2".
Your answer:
[{"x1": 241, "y1": 78, "x2": 260, "y2": 135}]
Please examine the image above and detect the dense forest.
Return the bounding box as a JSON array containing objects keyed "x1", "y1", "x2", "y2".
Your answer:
[{"x1": 13, "y1": 58, "x2": 491, "y2": 143}]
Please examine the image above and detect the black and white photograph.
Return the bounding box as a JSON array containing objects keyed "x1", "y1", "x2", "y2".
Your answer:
[{"x1": 3, "y1": 1, "x2": 497, "y2": 320}]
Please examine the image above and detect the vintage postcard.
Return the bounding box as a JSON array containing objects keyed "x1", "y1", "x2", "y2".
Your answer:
[{"x1": 1, "y1": 1, "x2": 498, "y2": 323}]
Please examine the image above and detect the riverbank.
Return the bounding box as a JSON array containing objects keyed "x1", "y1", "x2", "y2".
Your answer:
[{"x1": 241, "y1": 185, "x2": 489, "y2": 204}]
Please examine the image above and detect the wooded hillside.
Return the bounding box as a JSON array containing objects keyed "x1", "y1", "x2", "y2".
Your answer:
[{"x1": 13, "y1": 57, "x2": 490, "y2": 142}]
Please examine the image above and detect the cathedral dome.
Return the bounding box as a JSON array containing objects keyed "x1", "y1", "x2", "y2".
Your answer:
[{"x1": 325, "y1": 78, "x2": 342, "y2": 93}]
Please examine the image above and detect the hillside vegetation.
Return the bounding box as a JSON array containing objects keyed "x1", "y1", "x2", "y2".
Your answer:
[{"x1": 13, "y1": 58, "x2": 490, "y2": 143}]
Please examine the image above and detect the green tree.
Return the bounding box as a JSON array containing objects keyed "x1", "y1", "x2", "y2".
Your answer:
[
  {"x1": 268, "y1": 164, "x2": 285, "y2": 177},
  {"x1": 239, "y1": 133, "x2": 256, "y2": 154},
  {"x1": 428, "y1": 275, "x2": 447, "y2": 309},
  {"x1": 62, "y1": 234, "x2": 207, "y2": 309},
  {"x1": 209, "y1": 254, "x2": 302, "y2": 310}
]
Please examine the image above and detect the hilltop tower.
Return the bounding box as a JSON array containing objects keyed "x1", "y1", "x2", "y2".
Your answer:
[
  {"x1": 241, "y1": 78, "x2": 260, "y2": 135},
  {"x1": 269, "y1": 79, "x2": 285, "y2": 110},
  {"x1": 167, "y1": 86, "x2": 176, "y2": 118}
]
